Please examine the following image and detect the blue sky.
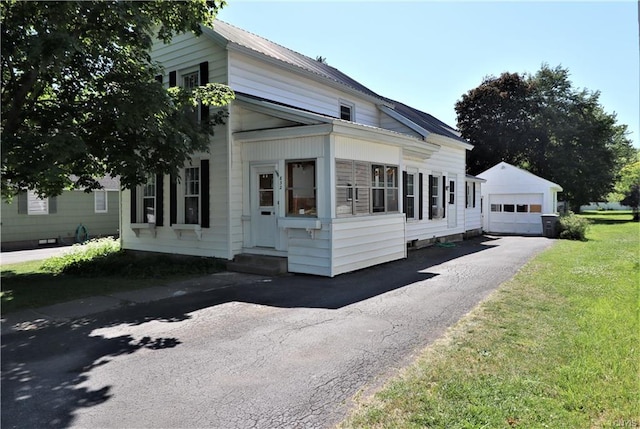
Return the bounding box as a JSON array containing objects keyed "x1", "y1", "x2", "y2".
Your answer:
[{"x1": 217, "y1": 1, "x2": 639, "y2": 148}]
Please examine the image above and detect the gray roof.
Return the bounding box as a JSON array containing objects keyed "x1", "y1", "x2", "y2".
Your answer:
[
  {"x1": 211, "y1": 20, "x2": 467, "y2": 143},
  {"x1": 212, "y1": 21, "x2": 385, "y2": 102}
]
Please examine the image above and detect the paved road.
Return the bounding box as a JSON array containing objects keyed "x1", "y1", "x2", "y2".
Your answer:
[
  {"x1": 1, "y1": 235, "x2": 553, "y2": 429},
  {"x1": 0, "y1": 245, "x2": 75, "y2": 265}
]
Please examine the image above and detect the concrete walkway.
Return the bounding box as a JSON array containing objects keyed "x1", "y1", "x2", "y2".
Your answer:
[{"x1": 0, "y1": 245, "x2": 75, "y2": 265}]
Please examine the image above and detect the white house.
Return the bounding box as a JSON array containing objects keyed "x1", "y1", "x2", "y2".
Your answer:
[
  {"x1": 122, "y1": 20, "x2": 479, "y2": 276},
  {"x1": 464, "y1": 174, "x2": 485, "y2": 238},
  {"x1": 477, "y1": 162, "x2": 563, "y2": 235}
]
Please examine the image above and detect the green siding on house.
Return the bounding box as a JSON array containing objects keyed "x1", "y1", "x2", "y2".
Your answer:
[{"x1": 1, "y1": 190, "x2": 120, "y2": 249}]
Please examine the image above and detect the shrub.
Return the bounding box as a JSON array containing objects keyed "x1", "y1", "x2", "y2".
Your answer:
[
  {"x1": 558, "y1": 212, "x2": 591, "y2": 241},
  {"x1": 41, "y1": 237, "x2": 224, "y2": 278},
  {"x1": 41, "y1": 237, "x2": 121, "y2": 275}
]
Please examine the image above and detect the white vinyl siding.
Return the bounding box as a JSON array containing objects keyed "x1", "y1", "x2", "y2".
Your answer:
[{"x1": 228, "y1": 51, "x2": 380, "y2": 127}]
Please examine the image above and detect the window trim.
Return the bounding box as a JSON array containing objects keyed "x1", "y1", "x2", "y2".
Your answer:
[
  {"x1": 183, "y1": 166, "x2": 201, "y2": 225},
  {"x1": 94, "y1": 190, "x2": 108, "y2": 213},
  {"x1": 339, "y1": 100, "x2": 355, "y2": 121},
  {"x1": 286, "y1": 159, "x2": 317, "y2": 217},
  {"x1": 27, "y1": 190, "x2": 49, "y2": 215}
]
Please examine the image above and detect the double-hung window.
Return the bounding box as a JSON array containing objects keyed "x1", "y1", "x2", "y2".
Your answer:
[
  {"x1": 339, "y1": 101, "x2": 354, "y2": 121},
  {"x1": 184, "y1": 167, "x2": 200, "y2": 224},
  {"x1": 371, "y1": 164, "x2": 398, "y2": 213},
  {"x1": 142, "y1": 176, "x2": 156, "y2": 223},
  {"x1": 94, "y1": 190, "x2": 108, "y2": 213},
  {"x1": 403, "y1": 170, "x2": 423, "y2": 221},
  {"x1": 428, "y1": 174, "x2": 448, "y2": 219},
  {"x1": 27, "y1": 191, "x2": 48, "y2": 215},
  {"x1": 182, "y1": 71, "x2": 200, "y2": 123}
]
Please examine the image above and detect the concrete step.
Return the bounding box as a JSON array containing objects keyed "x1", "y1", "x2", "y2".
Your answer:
[{"x1": 226, "y1": 254, "x2": 288, "y2": 276}]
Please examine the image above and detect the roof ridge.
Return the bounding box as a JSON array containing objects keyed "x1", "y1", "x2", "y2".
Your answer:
[{"x1": 212, "y1": 19, "x2": 385, "y2": 100}]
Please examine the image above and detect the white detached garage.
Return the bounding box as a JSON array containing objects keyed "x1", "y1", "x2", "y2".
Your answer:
[{"x1": 477, "y1": 162, "x2": 563, "y2": 235}]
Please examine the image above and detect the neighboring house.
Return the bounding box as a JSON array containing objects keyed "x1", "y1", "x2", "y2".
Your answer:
[
  {"x1": 1, "y1": 177, "x2": 120, "y2": 251},
  {"x1": 122, "y1": 20, "x2": 480, "y2": 277},
  {"x1": 477, "y1": 162, "x2": 563, "y2": 235}
]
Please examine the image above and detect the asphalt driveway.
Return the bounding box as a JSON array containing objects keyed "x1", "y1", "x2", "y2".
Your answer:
[{"x1": 1, "y1": 235, "x2": 554, "y2": 428}]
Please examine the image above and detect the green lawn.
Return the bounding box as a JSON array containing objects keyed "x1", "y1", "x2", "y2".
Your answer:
[
  {"x1": 1, "y1": 240, "x2": 225, "y2": 314},
  {"x1": 341, "y1": 212, "x2": 639, "y2": 428}
]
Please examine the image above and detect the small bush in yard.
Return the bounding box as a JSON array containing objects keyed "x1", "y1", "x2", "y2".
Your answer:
[
  {"x1": 558, "y1": 212, "x2": 591, "y2": 240},
  {"x1": 41, "y1": 237, "x2": 121, "y2": 275},
  {"x1": 40, "y1": 237, "x2": 224, "y2": 278}
]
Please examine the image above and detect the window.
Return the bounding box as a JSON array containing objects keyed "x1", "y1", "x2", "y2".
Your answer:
[
  {"x1": 184, "y1": 167, "x2": 200, "y2": 224},
  {"x1": 371, "y1": 164, "x2": 398, "y2": 213},
  {"x1": 339, "y1": 101, "x2": 354, "y2": 121},
  {"x1": 286, "y1": 160, "x2": 316, "y2": 216},
  {"x1": 27, "y1": 191, "x2": 48, "y2": 215},
  {"x1": 182, "y1": 71, "x2": 200, "y2": 123},
  {"x1": 491, "y1": 204, "x2": 502, "y2": 212},
  {"x1": 336, "y1": 160, "x2": 370, "y2": 216},
  {"x1": 428, "y1": 174, "x2": 445, "y2": 219},
  {"x1": 143, "y1": 176, "x2": 156, "y2": 222},
  {"x1": 406, "y1": 173, "x2": 416, "y2": 219},
  {"x1": 516, "y1": 204, "x2": 528, "y2": 213},
  {"x1": 403, "y1": 171, "x2": 423, "y2": 221},
  {"x1": 530, "y1": 204, "x2": 542, "y2": 213},
  {"x1": 503, "y1": 204, "x2": 515, "y2": 213},
  {"x1": 449, "y1": 180, "x2": 455, "y2": 205},
  {"x1": 94, "y1": 190, "x2": 108, "y2": 213}
]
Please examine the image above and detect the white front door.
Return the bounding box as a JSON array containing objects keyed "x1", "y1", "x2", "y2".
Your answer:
[
  {"x1": 447, "y1": 176, "x2": 457, "y2": 228},
  {"x1": 252, "y1": 166, "x2": 277, "y2": 247}
]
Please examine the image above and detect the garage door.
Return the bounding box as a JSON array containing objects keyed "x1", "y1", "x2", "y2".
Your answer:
[{"x1": 488, "y1": 194, "x2": 543, "y2": 234}]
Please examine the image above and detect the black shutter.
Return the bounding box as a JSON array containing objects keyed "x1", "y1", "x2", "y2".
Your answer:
[
  {"x1": 428, "y1": 175, "x2": 434, "y2": 220},
  {"x1": 473, "y1": 182, "x2": 477, "y2": 208},
  {"x1": 200, "y1": 159, "x2": 210, "y2": 228},
  {"x1": 169, "y1": 71, "x2": 177, "y2": 87},
  {"x1": 465, "y1": 182, "x2": 469, "y2": 208},
  {"x1": 199, "y1": 61, "x2": 209, "y2": 123},
  {"x1": 49, "y1": 196, "x2": 57, "y2": 214},
  {"x1": 442, "y1": 176, "x2": 446, "y2": 218},
  {"x1": 130, "y1": 187, "x2": 137, "y2": 223},
  {"x1": 17, "y1": 192, "x2": 27, "y2": 214},
  {"x1": 170, "y1": 175, "x2": 177, "y2": 225},
  {"x1": 155, "y1": 174, "x2": 164, "y2": 226},
  {"x1": 418, "y1": 173, "x2": 423, "y2": 220},
  {"x1": 402, "y1": 171, "x2": 408, "y2": 217}
]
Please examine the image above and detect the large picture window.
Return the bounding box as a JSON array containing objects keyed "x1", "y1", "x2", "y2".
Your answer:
[{"x1": 286, "y1": 160, "x2": 316, "y2": 217}]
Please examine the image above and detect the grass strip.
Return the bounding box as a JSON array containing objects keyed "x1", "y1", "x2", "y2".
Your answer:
[
  {"x1": 341, "y1": 212, "x2": 639, "y2": 428},
  {"x1": 1, "y1": 238, "x2": 225, "y2": 314}
]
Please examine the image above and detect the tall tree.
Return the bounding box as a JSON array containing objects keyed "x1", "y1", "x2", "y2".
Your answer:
[
  {"x1": 456, "y1": 64, "x2": 635, "y2": 210},
  {"x1": 1, "y1": 0, "x2": 235, "y2": 199}
]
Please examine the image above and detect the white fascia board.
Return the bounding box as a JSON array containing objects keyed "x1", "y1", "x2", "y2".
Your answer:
[
  {"x1": 332, "y1": 122, "x2": 440, "y2": 159},
  {"x1": 226, "y1": 43, "x2": 392, "y2": 107},
  {"x1": 234, "y1": 123, "x2": 333, "y2": 142},
  {"x1": 378, "y1": 104, "x2": 430, "y2": 139},
  {"x1": 427, "y1": 133, "x2": 474, "y2": 151},
  {"x1": 234, "y1": 94, "x2": 331, "y2": 125}
]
